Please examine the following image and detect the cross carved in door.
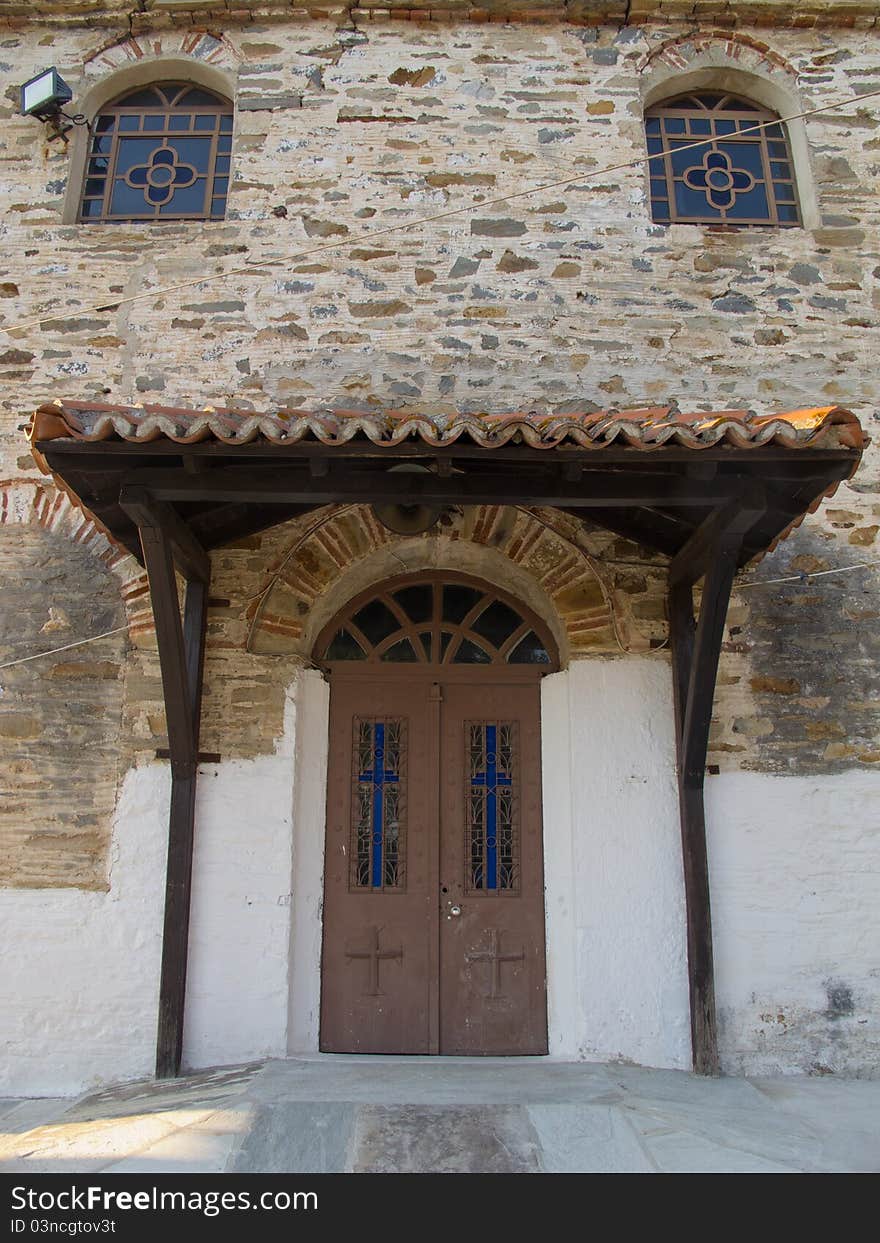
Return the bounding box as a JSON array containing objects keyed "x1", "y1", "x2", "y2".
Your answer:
[
  {"x1": 466, "y1": 928, "x2": 525, "y2": 999},
  {"x1": 345, "y1": 925, "x2": 403, "y2": 996}
]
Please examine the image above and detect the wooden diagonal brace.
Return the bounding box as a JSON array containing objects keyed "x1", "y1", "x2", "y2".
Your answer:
[
  {"x1": 669, "y1": 481, "x2": 767, "y2": 590},
  {"x1": 120, "y1": 485, "x2": 210, "y2": 585}
]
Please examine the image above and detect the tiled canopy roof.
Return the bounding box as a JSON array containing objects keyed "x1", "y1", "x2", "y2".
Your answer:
[{"x1": 29, "y1": 399, "x2": 866, "y2": 456}]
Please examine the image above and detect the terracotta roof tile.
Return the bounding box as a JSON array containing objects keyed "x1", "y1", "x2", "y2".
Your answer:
[{"x1": 29, "y1": 399, "x2": 866, "y2": 456}]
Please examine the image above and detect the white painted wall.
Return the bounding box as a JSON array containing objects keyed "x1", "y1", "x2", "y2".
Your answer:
[
  {"x1": 708, "y1": 770, "x2": 880, "y2": 1077},
  {"x1": 3, "y1": 662, "x2": 878, "y2": 1095},
  {"x1": 543, "y1": 659, "x2": 692, "y2": 1070},
  {"x1": 287, "y1": 669, "x2": 330, "y2": 1054},
  {"x1": 0, "y1": 764, "x2": 168, "y2": 1097},
  {"x1": 182, "y1": 682, "x2": 300, "y2": 1070}
]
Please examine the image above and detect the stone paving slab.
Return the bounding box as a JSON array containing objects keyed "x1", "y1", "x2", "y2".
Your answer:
[
  {"x1": 351, "y1": 1105, "x2": 542, "y2": 1174},
  {"x1": 1, "y1": 1058, "x2": 878, "y2": 1175}
]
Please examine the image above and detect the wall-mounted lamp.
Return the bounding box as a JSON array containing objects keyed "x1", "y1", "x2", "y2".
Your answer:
[{"x1": 20, "y1": 67, "x2": 87, "y2": 142}]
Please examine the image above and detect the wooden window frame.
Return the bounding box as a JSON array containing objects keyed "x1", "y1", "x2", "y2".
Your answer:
[
  {"x1": 78, "y1": 82, "x2": 233, "y2": 224},
  {"x1": 645, "y1": 92, "x2": 802, "y2": 229}
]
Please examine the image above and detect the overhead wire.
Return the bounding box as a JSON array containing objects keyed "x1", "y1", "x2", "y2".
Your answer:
[
  {"x1": 5, "y1": 85, "x2": 880, "y2": 338},
  {"x1": 1, "y1": 555, "x2": 875, "y2": 673},
  {"x1": 0, "y1": 625, "x2": 128, "y2": 672}
]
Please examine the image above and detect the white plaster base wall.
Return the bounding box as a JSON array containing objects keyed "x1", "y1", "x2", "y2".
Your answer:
[
  {"x1": 0, "y1": 765, "x2": 168, "y2": 1097},
  {"x1": 4, "y1": 662, "x2": 878, "y2": 1096},
  {"x1": 708, "y1": 770, "x2": 880, "y2": 1077},
  {"x1": 542, "y1": 659, "x2": 692, "y2": 1070},
  {"x1": 181, "y1": 683, "x2": 300, "y2": 1070}
]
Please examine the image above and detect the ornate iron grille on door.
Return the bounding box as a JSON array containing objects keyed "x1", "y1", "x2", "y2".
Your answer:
[
  {"x1": 466, "y1": 721, "x2": 519, "y2": 894},
  {"x1": 350, "y1": 717, "x2": 407, "y2": 891}
]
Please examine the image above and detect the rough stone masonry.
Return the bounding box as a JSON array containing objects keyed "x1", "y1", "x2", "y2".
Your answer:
[{"x1": 0, "y1": 1, "x2": 877, "y2": 891}]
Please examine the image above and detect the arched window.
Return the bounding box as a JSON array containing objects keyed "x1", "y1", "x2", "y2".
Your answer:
[
  {"x1": 78, "y1": 83, "x2": 233, "y2": 223},
  {"x1": 645, "y1": 92, "x2": 800, "y2": 227},
  {"x1": 315, "y1": 574, "x2": 558, "y2": 669}
]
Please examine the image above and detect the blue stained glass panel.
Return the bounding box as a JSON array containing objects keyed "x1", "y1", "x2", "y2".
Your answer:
[
  {"x1": 109, "y1": 181, "x2": 152, "y2": 215},
  {"x1": 652, "y1": 200, "x2": 670, "y2": 221},
  {"x1": 670, "y1": 143, "x2": 699, "y2": 176},
  {"x1": 777, "y1": 204, "x2": 799, "y2": 222},
  {"x1": 167, "y1": 137, "x2": 212, "y2": 172},
  {"x1": 468, "y1": 722, "x2": 517, "y2": 893},
  {"x1": 115, "y1": 138, "x2": 160, "y2": 174},
  {"x1": 717, "y1": 140, "x2": 764, "y2": 177},
  {"x1": 158, "y1": 179, "x2": 208, "y2": 215},
  {"x1": 674, "y1": 182, "x2": 718, "y2": 218},
  {"x1": 773, "y1": 182, "x2": 796, "y2": 204},
  {"x1": 664, "y1": 116, "x2": 686, "y2": 134},
  {"x1": 770, "y1": 161, "x2": 792, "y2": 180},
  {"x1": 725, "y1": 182, "x2": 771, "y2": 220},
  {"x1": 688, "y1": 117, "x2": 712, "y2": 135},
  {"x1": 354, "y1": 719, "x2": 405, "y2": 891}
]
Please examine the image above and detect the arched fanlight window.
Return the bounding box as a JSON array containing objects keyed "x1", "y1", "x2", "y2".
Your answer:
[
  {"x1": 315, "y1": 574, "x2": 559, "y2": 669},
  {"x1": 79, "y1": 83, "x2": 233, "y2": 222},
  {"x1": 645, "y1": 92, "x2": 801, "y2": 227}
]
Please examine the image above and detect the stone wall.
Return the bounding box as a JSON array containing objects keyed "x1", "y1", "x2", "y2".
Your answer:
[{"x1": 0, "y1": 12, "x2": 877, "y2": 891}]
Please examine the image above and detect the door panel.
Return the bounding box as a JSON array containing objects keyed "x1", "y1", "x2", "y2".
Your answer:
[
  {"x1": 319, "y1": 678, "x2": 437, "y2": 1053},
  {"x1": 438, "y1": 681, "x2": 548, "y2": 1055},
  {"x1": 319, "y1": 673, "x2": 547, "y2": 1055}
]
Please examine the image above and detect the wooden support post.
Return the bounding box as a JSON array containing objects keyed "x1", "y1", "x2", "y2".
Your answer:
[
  {"x1": 667, "y1": 491, "x2": 765, "y2": 1076},
  {"x1": 122, "y1": 491, "x2": 209, "y2": 1080}
]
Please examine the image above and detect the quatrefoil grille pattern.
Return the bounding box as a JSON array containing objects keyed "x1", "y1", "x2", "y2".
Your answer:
[
  {"x1": 124, "y1": 145, "x2": 197, "y2": 207},
  {"x1": 683, "y1": 150, "x2": 756, "y2": 212}
]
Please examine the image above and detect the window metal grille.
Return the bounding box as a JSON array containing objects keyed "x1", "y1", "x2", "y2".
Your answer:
[
  {"x1": 79, "y1": 83, "x2": 232, "y2": 223},
  {"x1": 645, "y1": 92, "x2": 800, "y2": 228}
]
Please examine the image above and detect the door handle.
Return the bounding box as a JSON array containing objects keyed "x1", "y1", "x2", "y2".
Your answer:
[{"x1": 447, "y1": 903, "x2": 462, "y2": 917}]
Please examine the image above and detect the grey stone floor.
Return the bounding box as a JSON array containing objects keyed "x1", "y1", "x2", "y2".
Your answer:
[{"x1": 1, "y1": 1057, "x2": 879, "y2": 1174}]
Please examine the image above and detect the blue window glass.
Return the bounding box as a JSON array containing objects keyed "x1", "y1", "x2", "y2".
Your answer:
[
  {"x1": 467, "y1": 723, "x2": 517, "y2": 892},
  {"x1": 353, "y1": 719, "x2": 406, "y2": 890},
  {"x1": 81, "y1": 82, "x2": 232, "y2": 222},
  {"x1": 646, "y1": 92, "x2": 800, "y2": 227}
]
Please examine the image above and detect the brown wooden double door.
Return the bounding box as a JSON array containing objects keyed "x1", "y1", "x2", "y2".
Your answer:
[{"x1": 320, "y1": 670, "x2": 548, "y2": 1055}]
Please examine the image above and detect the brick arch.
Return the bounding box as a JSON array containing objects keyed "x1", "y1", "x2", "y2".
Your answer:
[
  {"x1": 63, "y1": 40, "x2": 239, "y2": 225},
  {"x1": 246, "y1": 504, "x2": 649, "y2": 662},
  {"x1": 0, "y1": 481, "x2": 151, "y2": 639},
  {"x1": 639, "y1": 30, "x2": 798, "y2": 81},
  {"x1": 83, "y1": 30, "x2": 241, "y2": 78},
  {"x1": 637, "y1": 30, "x2": 818, "y2": 230}
]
